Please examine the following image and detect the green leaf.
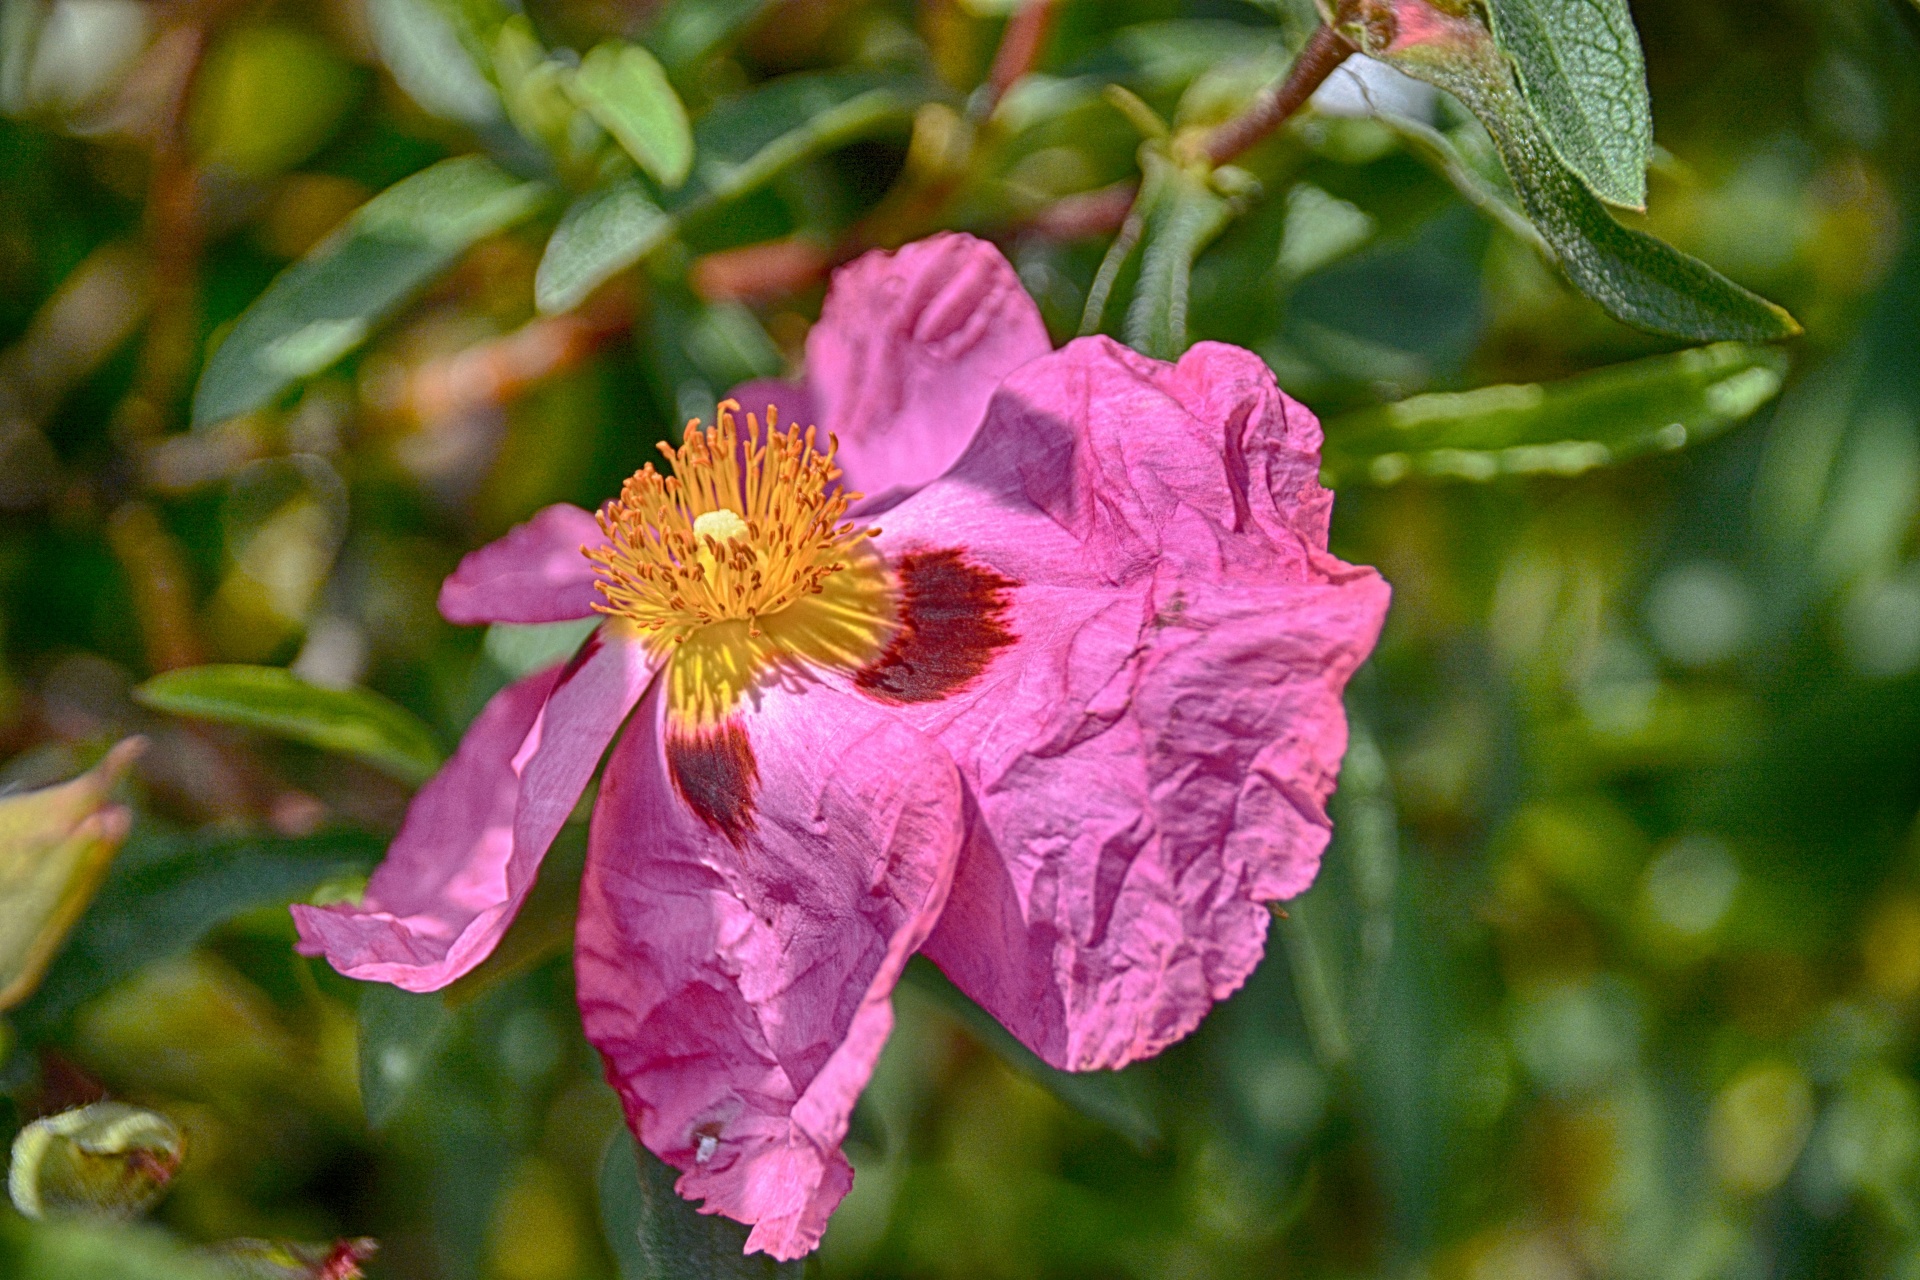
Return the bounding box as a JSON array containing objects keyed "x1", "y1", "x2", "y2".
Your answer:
[
  {"x1": 535, "y1": 180, "x2": 673, "y2": 314},
  {"x1": 8, "y1": 1102, "x2": 183, "y2": 1221},
  {"x1": 1122, "y1": 152, "x2": 1242, "y2": 360},
  {"x1": 10, "y1": 828, "x2": 382, "y2": 1039},
  {"x1": 597, "y1": 1130, "x2": 802, "y2": 1280},
  {"x1": 1483, "y1": 0, "x2": 1651, "y2": 209},
  {"x1": 134, "y1": 665, "x2": 444, "y2": 786},
  {"x1": 1321, "y1": 341, "x2": 1789, "y2": 486},
  {"x1": 673, "y1": 70, "x2": 931, "y2": 214},
  {"x1": 644, "y1": 0, "x2": 777, "y2": 72},
  {"x1": 571, "y1": 42, "x2": 693, "y2": 189},
  {"x1": 365, "y1": 0, "x2": 502, "y2": 127},
  {"x1": 357, "y1": 985, "x2": 455, "y2": 1129},
  {"x1": 0, "y1": 1217, "x2": 225, "y2": 1280},
  {"x1": 1374, "y1": 16, "x2": 1799, "y2": 342},
  {"x1": 192, "y1": 156, "x2": 547, "y2": 428},
  {"x1": 901, "y1": 956, "x2": 1163, "y2": 1151}
]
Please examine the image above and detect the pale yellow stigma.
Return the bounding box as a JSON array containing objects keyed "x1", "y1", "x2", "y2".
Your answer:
[
  {"x1": 587, "y1": 399, "x2": 881, "y2": 650},
  {"x1": 692, "y1": 508, "x2": 749, "y2": 543}
]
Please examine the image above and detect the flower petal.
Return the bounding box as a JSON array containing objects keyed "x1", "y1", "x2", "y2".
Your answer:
[
  {"x1": 438, "y1": 503, "x2": 608, "y2": 625},
  {"x1": 576, "y1": 679, "x2": 962, "y2": 1260},
  {"x1": 867, "y1": 337, "x2": 1391, "y2": 1070},
  {"x1": 804, "y1": 233, "x2": 1051, "y2": 501},
  {"x1": 294, "y1": 629, "x2": 658, "y2": 991}
]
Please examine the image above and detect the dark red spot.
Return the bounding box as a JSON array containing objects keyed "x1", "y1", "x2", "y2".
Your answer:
[
  {"x1": 856, "y1": 549, "x2": 1016, "y2": 704},
  {"x1": 666, "y1": 720, "x2": 758, "y2": 844}
]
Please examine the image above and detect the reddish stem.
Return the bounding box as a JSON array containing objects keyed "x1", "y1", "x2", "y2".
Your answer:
[
  {"x1": 1203, "y1": 23, "x2": 1358, "y2": 166},
  {"x1": 982, "y1": 0, "x2": 1059, "y2": 114}
]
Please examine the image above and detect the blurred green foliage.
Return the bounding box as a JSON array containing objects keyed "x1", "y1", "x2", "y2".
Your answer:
[{"x1": 0, "y1": 0, "x2": 1917, "y2": 1277}]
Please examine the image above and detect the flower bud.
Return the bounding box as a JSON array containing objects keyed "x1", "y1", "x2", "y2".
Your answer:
[
  {"x1": 7, "y1": 1100, "x2": 185, "y2": 1220},
  {"x1": 0, "y1": 738, "x2": 145, "y2": 1011}
]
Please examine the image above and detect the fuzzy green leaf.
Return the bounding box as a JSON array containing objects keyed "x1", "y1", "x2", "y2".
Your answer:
[
  {"x1": 535, "y1": 180, "x2": 673, "y2": 314},
  {"x1": 1123, "y1": 153, "x2": 1242, "y2": 360},
  {"x1": 134, "y1": 666, "x2": 444, "y2": 786},
  {"x1": 672, "y1": 70, "x2": 931, "y2": 214},
  {"x1": 1375, "y1": 12, "x2": 1798, "y2": 342},
  {"x1": 571, "y1": 42, "x2": 693, "y2": 188},
  {"x1": 1322, "y1": 341, "x2": 1789, "y2": 486},
  {"x1": 1484, "y1": 0, "x2": 1651, "y2": 209},
  {"x1": 192, "y1": 157, "x2": 546, "y2": 428}
]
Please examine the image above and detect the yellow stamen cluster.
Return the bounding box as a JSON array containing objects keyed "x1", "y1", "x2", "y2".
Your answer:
[{"x1": 588, "y1": 399, "x2": 878, "y2": 648}]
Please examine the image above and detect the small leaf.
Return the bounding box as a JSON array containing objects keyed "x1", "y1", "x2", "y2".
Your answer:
[
  {"x1": 192, "y1": 156, "x2": 547, "y2": 428},
  {"x1": 196, "y1": 1237, "x2": 378, "y2": 1280},
  {"x1": 644, "y1": 0, "x2": 776, "y2": 71},
  {"x1": 597, "y1": 1130, "x2": 802, "y2": 1280},
  {"x1": 135, "y1": 665, "x2": 444, "y2": 786},
  {"x1": 0, "y1": 740, "x2": 142, "y2": 1013},
  {"x1": 10, "y1": 827, "x2": 382, "y2": 1040},
  {"x1": 571, "y1": 42, "x2": 693, "y2": 188},
  {"x1": 365, "y1": 0, "x2": 502, "y2": 127},
  {"x1": 8, "y1": 1102, "x2": 184, "y2": 1221},
  {"x1": 674, "y1": 70, "x2": 931, "y2": 213},
  {"x1": 1321, "y1": 341, "x2": 1789, "y2": 486},
  {"x1": 356, "y1": 985, "x2": 455, "y2": 1129},
  {"x1": 536, "y1": 181, "x2": 673, "y2": 314},
  {"x1": 1373, "y1": 6, "x2": 1798, "y2": 342},
  {"x1": 1483, "y1": 0, "x2": 1651, "y2": 209},
  {"x1": 901, "y1": 957, "x2": 1162, "y2": 1151},
  {"x1": 1122, "y1": 151, "x2": 1243, "y2": 360}
]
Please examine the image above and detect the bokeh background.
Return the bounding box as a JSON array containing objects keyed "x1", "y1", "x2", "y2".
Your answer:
[{"x1": 2, "y1": 0, "x2": 1919, "y2": 1276}]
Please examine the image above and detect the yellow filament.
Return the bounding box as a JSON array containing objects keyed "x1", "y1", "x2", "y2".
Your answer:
[{"x1": 588, "y1": 401, "x2": 893, "y2": 724}]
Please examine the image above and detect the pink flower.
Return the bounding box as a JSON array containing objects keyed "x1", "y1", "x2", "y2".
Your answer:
[{"x1": 293, "y1": 234, "x2": 1389, "y2": 1259}]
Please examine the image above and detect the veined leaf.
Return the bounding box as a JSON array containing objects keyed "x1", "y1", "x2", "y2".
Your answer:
[
  {"x1": 673, "y1": 70, "x2": 932, "y2": 213},
  {"x1": 1322, "y1": 341, "x2": 1789, "y2": 486},
  {"x1": 134, "y1": 665, "x2": 444, "y2": 786},
  {"x1": 571, "y1": 42, "x2": 693, "y2": 188},
  {"x1": 1372, "y1": 5, "x2": 1798, "y2": 342},
  {"x1": 192, "y1": 156, "x2": 547, "y2": 428},
  {"x1": 902, "y1": 956, "x2": 1162, "y2": 1151},
  {"x1": 597, "y1": 1131, "x2": 802, "y2": 1280},
  {"x1": 1484, "y1": 0, "x2": 1651, "y2": 209},
  {"x1": 536, "y1": 180, "x2": 673, "y2": 314}
]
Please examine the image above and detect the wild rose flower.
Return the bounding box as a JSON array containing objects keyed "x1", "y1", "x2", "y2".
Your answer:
[{"x1": 293, "y1": 234, "x2": 1389, "y2": 1259}]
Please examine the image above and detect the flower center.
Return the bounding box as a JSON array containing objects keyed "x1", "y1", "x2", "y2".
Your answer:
[
  {"x1": 589, "y1": 399, "x2": 878, "y2": 643},
  {"x1": 588, "y1": 400, "x2": 895, "y2": 726}
]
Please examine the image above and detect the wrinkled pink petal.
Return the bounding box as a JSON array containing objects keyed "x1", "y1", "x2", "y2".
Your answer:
[
  {"x1": 866, "y1": 337, "x2": 1390, "y2": 1070},
  {"x1": 294, "y1": 629, "x2": 658, "y2": 991},
  {"x1": 438, "y1": 503, "x2": 608, "y2": 625},
  {"x1": 576, "y1": 680, "x2": 962, "y2": 1260},
  {"x1": 804, "y1": 233, "x2": 1051, "y2": 501}
]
